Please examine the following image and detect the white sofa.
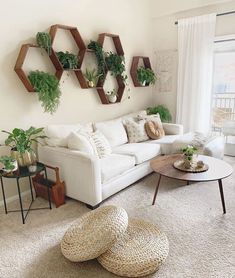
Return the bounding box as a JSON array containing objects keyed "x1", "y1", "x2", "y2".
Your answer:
[{"x1": 38, "y1": 110, "x2": 223, "y2": 208}]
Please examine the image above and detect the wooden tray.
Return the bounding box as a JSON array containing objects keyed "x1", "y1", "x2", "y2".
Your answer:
[{"x1": 173, "y1": 160, "x2": 209, "y2": 173}]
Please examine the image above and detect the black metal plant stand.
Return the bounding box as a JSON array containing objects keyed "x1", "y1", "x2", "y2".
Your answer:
[{"x1": 0, "y1": 162, "x2": 52, "y2": 224}]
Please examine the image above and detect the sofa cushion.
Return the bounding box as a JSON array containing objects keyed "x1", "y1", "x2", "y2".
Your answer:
[
  {"x1": 147, "y1": 135, "x2": 180, "y2": 155},
  {"x1": 113, "y1": 143, "x2": 161, "y2": 165},
  {"x1": 100, "y1": 154, "x2": 135, "y2": 183},
  {"x1": 125, "y1": 119, "x2": 149, "y2": 143},
  {"x1": 68, "y1": 132, "x2": 96, "y2": 155},
  {"x1": 45, "y1": 123, "x2": 93, "y2": 147},
  {"x1": 94, "y1": 119, "x2": 128, "y2": 147}
]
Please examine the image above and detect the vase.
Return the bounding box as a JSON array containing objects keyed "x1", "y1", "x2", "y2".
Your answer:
[
  {"x1": 11, "y1": 150, "x2": 37, "y2": 167},
  {"x1": 108, "y1": 95, "x2": 117, "y2": 103}
]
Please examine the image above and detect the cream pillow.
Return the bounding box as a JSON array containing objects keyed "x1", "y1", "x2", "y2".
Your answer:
[
  {"x1": 89, "y1": 131, "x2": 112, "y2": 159},
  {"x1": 138, "y1": 114, "x2": 163, "y2": 128},
  {"x1": 125, "y1": 119, "x2": 149, "y2": 143},
  {"x1": 68, "y1": 132, "x2": 96, "y2": 155}
]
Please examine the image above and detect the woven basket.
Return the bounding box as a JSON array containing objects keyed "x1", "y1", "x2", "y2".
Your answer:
[
  {"x1": 98, "y1": 218, "x2": 169, "y2": 277},
  {"x1": 61, "y1": 205, "x2": 128, "y2": 262}
]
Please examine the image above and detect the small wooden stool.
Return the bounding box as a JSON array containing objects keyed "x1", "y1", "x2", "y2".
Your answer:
[{"x1": 32, "y1": 164, "x2": 65, "y2": 208}]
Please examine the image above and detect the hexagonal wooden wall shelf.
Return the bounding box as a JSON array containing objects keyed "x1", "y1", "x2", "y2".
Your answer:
[
  {"x1": 14, "y1": 43, "x2": 62, "y2": 92},
  {"x1": 49, "y1": 24, "x2": 87, "y2": 88},
  {"x1": 95, "y1": 33, "x2": 125, "y2": 104},
  {"x1": 130, "y1": 56, "x2": 152, "y2": 87}
]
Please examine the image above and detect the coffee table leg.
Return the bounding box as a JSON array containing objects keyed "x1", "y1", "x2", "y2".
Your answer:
[
  {"x1": 218, "y1": 179, "x2": 226, "y2": 214},
  {"x1": 152, "y1": 174, "x2": 162, "y2": 205}
]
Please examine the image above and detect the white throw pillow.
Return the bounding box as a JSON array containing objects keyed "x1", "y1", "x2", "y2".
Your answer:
[
  {"x1": 82, "y1": 131, "x2": 112, "y2": 159},
  {"x1": 68, "y1": 132, "x2": 95, "y2": 155},
  {"x1": 125, "y1": 119, "x2": 149, "y2": 143},
  {"x1": 94, "y1": 119, "x2": 128, "y2": 147}
]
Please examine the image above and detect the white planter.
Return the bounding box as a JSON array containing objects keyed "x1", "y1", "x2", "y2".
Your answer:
[
  {"x1": 141, "y1": 80, "x2": 146, "y2": 86},
  {"x1": 2, "y1": 160, "x2": 18, "y2": 173},
  {"x1": 108, "y1": 95, "x2": 117, "y2": 103}
]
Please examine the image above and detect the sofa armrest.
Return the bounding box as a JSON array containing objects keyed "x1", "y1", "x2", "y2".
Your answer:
[
  {"x1": 162, "y1": 123, "x2": 184, "y2": 135},
  {"x1": 38, "y1": 145, "x2": 102, "y2": 206},
  {"x1": 203, "y1": 136, "x2": 225, "y2": 159}
]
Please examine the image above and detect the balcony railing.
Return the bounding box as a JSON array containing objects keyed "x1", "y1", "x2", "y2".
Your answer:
[{"x1": 212, "y1": 93, "x2": 235, "y2": 131}]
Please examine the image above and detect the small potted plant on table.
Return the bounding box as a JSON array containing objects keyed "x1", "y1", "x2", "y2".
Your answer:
[
  {"x1": 181, "y1": 145, "x2": 198, "y2": 169},
  {"x1": 0, "y1": 156, "x2": 18, "y2": 174}
]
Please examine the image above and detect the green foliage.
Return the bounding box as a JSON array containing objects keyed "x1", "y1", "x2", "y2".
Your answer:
[
  {"x1": 0, "y1": 156, "x2": 16, "y2": 171},
  {"x1": 36, "y1": 32, "x2": 52, "y2": 55},
  {"x1": 137, "y1": 67, "x2": 156, "y2": 85},
  {"x1": 147, "y1": 105, "x2": 172, "y2": 123},
  {"x1": 56, "y1": 51, "x2": 78, "y2": 69},
  {"x1": 181, "y1": 145, "x2": 198, "y2": 161},
  {"x1": 28, "y1": 71, "x2": 61, "y2": 114},
  {"x1": 88, "y1": 41, "x2": 106, "y2": 81},
  {"x1": 2, "y1": 127, "x2": 46, "y2": 154},
  {"x1": 84, "y1": 68, "x2": 101, "y2": 85},
  {"x1": 105, "y1": 52, "x2": 127, "y2": 82},
  {"x1": 106, "y1": 89, "x2": 117, "y2": 96}
]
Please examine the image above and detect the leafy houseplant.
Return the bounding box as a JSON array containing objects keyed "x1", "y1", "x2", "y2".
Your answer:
[
  {"x1": 84, "y1": 69, "x2": 101, "y2": 88},
  {"x1": 56, "y1": 51, "x2": 79, "y2": 69},
  {"x1": 181, "y1": 145, "x2": 198, "y2": 169},
  {"x1": 2, "y1": 127, "x2": 46, "y2": 167},
  {"x1": 36, "y1": 32, "x2": 52, "y2": 55},
  {"x1": 0, "y1": 156, "x2": 18, "y2": 173},
  {"x1": 88, "y1": 41, "x2": 106, "y2": 82},
  {"x1": 105, "y1": 52, "x2": 127, "y2": 83},
  {"x1": 147, "y1": 105, "x2": 172, "y2": 123},
  {"x1": 28, "y1": 70, "x2": 61, "y2": 114},
  {"x1": 137, "y1": 67, "x2": 156, "y2": 86}
]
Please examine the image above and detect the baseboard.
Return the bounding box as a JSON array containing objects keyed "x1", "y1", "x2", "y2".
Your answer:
[{"x1": 0, "y1": 190, "x2": 30, "y2": 207}]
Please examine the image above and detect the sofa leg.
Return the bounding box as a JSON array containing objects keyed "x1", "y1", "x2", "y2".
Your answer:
[{"x1": 86, "y1": 203, "x2": 100, "y2": 210}]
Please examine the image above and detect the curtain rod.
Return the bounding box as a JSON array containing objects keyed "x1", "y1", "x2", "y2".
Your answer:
[{"x1": 175, "y1": 10, "x2": 235, "y2": 25}]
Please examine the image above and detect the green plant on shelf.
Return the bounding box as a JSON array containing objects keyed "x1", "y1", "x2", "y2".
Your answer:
[
  {"x1": 28, "y1": 70, "x2": 61, "y2": 114},
  {"x1": 105, "y1": 52, "x2": 127, "y2": 83},
  {"x1": 87, "y1": 41, "x2": 106, "y2": 82},
  {"x1": 147, "y1": 105, "x2": 172, "y2": 123},
  {"x1": 56, "y1": 51, "x2": 79, "y2": 69},
  {"x1": 36, "y1": 32, "x2": 52, "y2": 55},
  {"x1": 84, "y1": 69, "x2": 102, "y2": 88},
  {"x1": 137, "y1": 67, "x2": 156, "y2": 86},
  {"x1": 0, "y1": 156, "x2": 16, "y2": 171}
]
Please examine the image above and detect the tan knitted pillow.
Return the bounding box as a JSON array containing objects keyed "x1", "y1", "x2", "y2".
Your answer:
[{"x1": 145, "y1": 121, "x2": 165, "y2": 140}]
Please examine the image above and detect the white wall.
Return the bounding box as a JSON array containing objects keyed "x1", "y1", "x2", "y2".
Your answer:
[
  {"x1": 0, "y1": 0, "x2": 153, "y2": 201},
  {"x1": 152, "y1": 1, "x2": 235, "y2": 121}
]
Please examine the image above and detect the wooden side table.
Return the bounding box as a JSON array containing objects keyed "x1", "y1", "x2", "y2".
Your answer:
[{"x1": 0, "y1": 162, "x2": 52, "y2": 224}]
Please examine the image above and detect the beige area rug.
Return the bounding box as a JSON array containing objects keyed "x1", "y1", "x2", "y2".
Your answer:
[{"x1": 0, "y1": 156, "x2": 235, "y2": 278}]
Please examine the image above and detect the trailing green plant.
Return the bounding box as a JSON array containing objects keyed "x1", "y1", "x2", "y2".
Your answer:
[
  {"x1": 36, "y1": 32, "x2": 52, "y2": 55},
  {"x1": 28, "y1": 70, "x2": 61, "y2": 114},
  {"x1": 2, "y1": 127, "x2": 46, "y2": 153},
  {"x1": 105, "y1": 52, "x2": 127, "y2": 83},
  {"x1": 0, "y1": 156, "x2": 16, "y2": 171},
  {"x1": 137, "y1": 67, "x2": 156, "y2": 85},
  {"x1": 181, "y1": 145, "x2": 198, "y2": 161},
  {"x1": 87, "y1": 41, "x2": 106, "y2": 81},
  {"x1": 56, "y1": 51, "x2": 79, "y2": 69},
  {"x1": 147, "y1": 105, "x2": 172, "y2": 122},
  {"x1": 84, "y1": 68, "x2": 102, "y2": 87}
]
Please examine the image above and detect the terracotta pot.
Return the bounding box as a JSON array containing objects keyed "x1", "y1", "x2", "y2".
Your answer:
[{"x1": 11, "y1": 150, "x2": 37, "y2": 167}]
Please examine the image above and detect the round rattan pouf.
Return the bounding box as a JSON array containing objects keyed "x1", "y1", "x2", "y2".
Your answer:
[
  {"x1": 98, "y1": 218, "x2": 169, "y2": 277},
  {"x1": 61, "y1": 205, "x2": 128, "y2": 262}
]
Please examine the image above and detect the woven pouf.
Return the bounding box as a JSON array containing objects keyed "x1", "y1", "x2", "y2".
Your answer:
[
  {"x1": 61, "y1": 205, "x2": 128, "y2": 262},
  {"x1": 98, "y1": 218, "x2": 169, "y2": 277}
]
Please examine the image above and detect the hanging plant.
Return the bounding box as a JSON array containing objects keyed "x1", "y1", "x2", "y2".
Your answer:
[
  {"x1": 137, "y1": 67, "x2": 156, "y2": 86},
  {"x1": 28, "y1": 70, "x2": 61, "y2": 114},
  {"x1": 87, "y1": 41, "x2": 106, "y2": 82},
  {"x1": 56, "y1": 51, "x2": 79, "y2": 69},
  {"x1": 36, "y1": 32, "x2": 52, "y2": 55},
  {"x1": 105, "y1": 52, "x2": 127, "y2": 83}
]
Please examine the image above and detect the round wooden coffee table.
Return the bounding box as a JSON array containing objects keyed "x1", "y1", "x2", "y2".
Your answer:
[{"x1": 150, "y1": 154, "x2": 233, "y2": 214}]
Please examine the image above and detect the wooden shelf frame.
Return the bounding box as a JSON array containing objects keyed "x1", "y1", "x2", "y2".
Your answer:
[
  {"x1": 130, "y1": 56, "x2": 152, "y2": 87},
  {"x1": 49, "y1": 24, "x2": 87, "y2": 87},
  {"x1": 14, "y1": 44, "x2": 62, "y2": 92},
  {"x1": 95, "y1": 33, "x2": 125, "y2": 104}
]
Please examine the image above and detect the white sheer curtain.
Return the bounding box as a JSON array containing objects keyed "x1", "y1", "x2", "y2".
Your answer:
[{"x1": 176, "y1": 14, "x2": 216, "y2": 133}]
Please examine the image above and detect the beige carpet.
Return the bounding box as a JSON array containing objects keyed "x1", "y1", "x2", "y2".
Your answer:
[{"x1": 0, "y1": 156, "x2": 235, "y2": 278}]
